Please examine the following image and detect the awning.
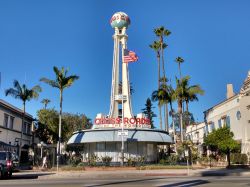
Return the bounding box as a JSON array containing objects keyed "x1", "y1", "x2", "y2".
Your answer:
[{"x1": 67, "y1": 128, "x2": 173, "y2": 145}]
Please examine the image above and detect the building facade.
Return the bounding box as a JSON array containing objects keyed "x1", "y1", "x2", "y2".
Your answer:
[
  {"x1": 0, "y1": 99, "x2": 35, "y2": 160},
  {"x1": 186, "y1": 71, "x2": 250, "y2": 154}
]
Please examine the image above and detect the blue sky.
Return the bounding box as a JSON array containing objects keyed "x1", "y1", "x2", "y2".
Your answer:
[{"x1": 0, "y1": 0, "x2": 249, "y2": 128}]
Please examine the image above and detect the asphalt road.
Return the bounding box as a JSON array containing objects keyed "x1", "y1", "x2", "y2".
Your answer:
[{"x1": 1, "y1": 173, "x2": 250, "y2": 187}]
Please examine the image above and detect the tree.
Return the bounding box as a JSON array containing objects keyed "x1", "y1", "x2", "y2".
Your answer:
[
  {"x1": 36, "y1": 109, "x2": 92, "y2": 144},
  {"x1": 183, "y1": 84, "x2": 204, "y2": 112},
  {"x1": 204, "y1": 127, "x2": 240, "y2": 167},
  {"x1": 40, "y1": 66, "x2": 79, "y2": 169},
  {"x1": 41, "y1": 98, "x2": 51, "y2": 109},
  {"x1": 141, "y1": 98, "x2": 157, "y2": 129},
  {"x1": 5, "y1": 80, "x2": 41, "y2": 159},
  {"x1": 154, "y1": 26, "x2": 171, "y2": 132},
  {"x1": 175, "y1": 57, "x2": 184, "y2": 79},
  {"x1": 149, "y1": 40, "x2": 163, "y2": 129}
]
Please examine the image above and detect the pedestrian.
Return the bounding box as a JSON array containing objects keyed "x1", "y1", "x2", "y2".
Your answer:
[{"x1": 42, "y1": 154, "x2": 47, "y2": 169}]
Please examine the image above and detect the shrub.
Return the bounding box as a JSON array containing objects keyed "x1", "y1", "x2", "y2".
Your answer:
[
  {"x1": 69, "y1": 155, "x2": 82, "y2": 167},
  {"x1": 88, "y1": 154, "x2": 99, "y2": 167},
  {"x1": 101, "y1": 156, "x2": 112, "y2": 166},
  {"x1": 231, "y1": 153, "x2": 248, "y2": 165},
  {"x1": 165, "y1": 155, "x2": 178, "y2": 165},
  {"x1": 126, "y1": 157, "x2": 137, "y2": 167}
]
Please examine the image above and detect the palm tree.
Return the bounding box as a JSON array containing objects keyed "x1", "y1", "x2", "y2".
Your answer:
[
  {"x1": 183, "y1": 84, "x2": 204, "y2": 112},
  {"x1": 41, "y1": 98, "x2": 51, "y2": 109},
  {"x1": 175, "y1": 76, "x2": 204, "y2": 141},
  {"x1": 150, "y1": 40, "x2": 163, "y2": 129},
  {"x1": 40, "y1": 66, "x2": 79, "y2": 170},
  {"x1": 154, "y1": 26, "x2": 171, "y2": 132},
  {"x1": 5, "y1": 80, "x2": 41, "y2": 159},
  {"x1": 175, "y1": 57, "x2": 184, "y2": 79},
  {"x1": 151, "y1": 83, "x2": 173, "y2": 132},
  {"x1": 175, "y1": 76, "x2": 188, "y2": 142},
  {"x1": 154, "y1": 26, "x2": 171, "y2": 80}
]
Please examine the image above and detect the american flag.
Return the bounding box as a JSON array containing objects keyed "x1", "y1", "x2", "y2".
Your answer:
[{"x1": 123, "y1": 49, "x2": 138, "y2": 63}]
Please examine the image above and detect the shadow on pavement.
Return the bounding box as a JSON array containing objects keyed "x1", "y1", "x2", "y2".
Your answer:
[
  {"x1": 4, "y1": 172, "x2": 55, "y2": 180},
  {"x1": 159, "y1": 179, "x2": 209, "y2": 187},
  {"x1": 201, "y1": 168, "x2": 250, "y2": 176}
]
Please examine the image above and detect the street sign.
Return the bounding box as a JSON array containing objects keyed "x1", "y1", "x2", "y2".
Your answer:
[{"x1": 118, "y1": 130, "x2": 128, "y2": 136}]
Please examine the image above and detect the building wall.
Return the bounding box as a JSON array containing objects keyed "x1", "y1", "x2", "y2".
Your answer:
[
  {"x1": 186, "y1": 71, "x2": 250, "y2": 155},
  {"x1": 0, "y1": 100, "x2": 34, "y2": 149}
]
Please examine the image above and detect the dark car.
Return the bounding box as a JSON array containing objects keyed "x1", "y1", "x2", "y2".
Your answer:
[{"x1": 0, "y1": 151, "x2": 13, "y2": 178}]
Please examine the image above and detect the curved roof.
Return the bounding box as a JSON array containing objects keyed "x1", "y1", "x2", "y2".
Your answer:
[{"x1": 67, "y1": 128, "x2": 173, "y2": 145}]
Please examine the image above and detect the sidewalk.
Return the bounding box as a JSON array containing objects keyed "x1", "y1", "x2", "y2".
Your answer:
[{"x1": 14, "y1": 167, "x2": 250, "y2": 180}]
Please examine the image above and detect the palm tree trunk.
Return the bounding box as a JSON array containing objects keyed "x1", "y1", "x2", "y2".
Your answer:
[
  {"x1": 178, "y1": 100, "x2": 183, "y2": 142},
  {"x1": 57, "y1": 89, "x2": 63, "y2": 169},
  {"x1": 158, "y1": 104, "x2": 162, "y2": 130},
  {"x1": 157, "y1": 54, "x2": 162, "y2": 130},
  {"x1": 178, "y1": 63, "x2": 182, "y2": 79},
  {"x1": 185, "y1": 100, "x2": 189, "y2": 112},
  {"x1": 160, "y1": 41, "x2": 169, "y2": 133},
  {"x1": 165, "y1": 104, "x2": 169, "y2": 132}
]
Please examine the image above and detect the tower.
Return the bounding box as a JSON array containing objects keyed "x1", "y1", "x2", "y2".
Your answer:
[
  {"x1": 93, "y1": 12, "x2": 150, "y2": 129},
  {"x1": 109, "y1": 12, "x2": 133, "y2": 119}
]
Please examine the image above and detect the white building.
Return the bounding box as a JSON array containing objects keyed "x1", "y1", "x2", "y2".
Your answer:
[
  {"x1": 186, "y1": 71, "x2": 250, "y2": 154},
  {"x1": 0, "y1": 99, "x2": 35, "y2": 161}
]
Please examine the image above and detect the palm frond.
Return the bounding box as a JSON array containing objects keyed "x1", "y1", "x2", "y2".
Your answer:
[
  {"x1": 5, "y1": 88, "x2": 20, "y2": 99},
  {"x1": 40, "y1": 78, "x2": 59, "y2": 88}
]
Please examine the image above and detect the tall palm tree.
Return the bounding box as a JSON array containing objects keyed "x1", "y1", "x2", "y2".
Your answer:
[
  {"x1": 154, "y1": 26, "x2": 171, "y2": 80},
  {"x1": 175, "y1": 57, "x2": 184, "y2": 79},
  {"x1": 41, "y1": 98, "x2": 51, "y2": 109},
  {"x1": 175, "y1": 76, "x2": 189, "y2": 142},
  {"x1": 5, "y1": 80, "x2": 41, "y2": 159},
  {"x1": 175, "y1": 76, "x2": 204, "y2": 141},
  {"x1": 183, "y1": 84, "x2": 204, "y2": 112},
  {"x1": 150, "y1": 40, "x2": 163, "y2": 130},
  {"x1": 40, "y1": 66, "x2": 79, "y2": 170},
  {"x1": 154, "y1": 26, "x2": 171, "y2": 132},
  {"x1": 151, "y1": 83, "x2": 173, "y2": 132}
]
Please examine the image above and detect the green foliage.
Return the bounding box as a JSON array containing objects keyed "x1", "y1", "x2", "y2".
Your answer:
[
  {"x1": 5, "y1": 80, "x2": 42, "y2": 103},
  {"x1": 231, "y1": 153, "x2": 248, "y2": 165},
  {"x1": 69, "y1": 155, "x2": 82, "y2": 167},
  {"x1": 101, "y1": 156, "x2": 112, "y2": 166},
  {"x1": 204, "y1": 127, "x2": 240, "y2": 154},
  {"x1": 126, "y1": 156, "x2": 146, "y2": 167},
  {"x1": 36, "y1": 109, "x2": 92, "y2": 143},
  {"x1": 141, "y1": 98, "x2": 157, "y2": 129},
  {"x1": 88, "y1": 154, "x2": 99, "y2": 167},
  {"x1": 159, "y1": 155, "x2": 178, "y2": 165}
]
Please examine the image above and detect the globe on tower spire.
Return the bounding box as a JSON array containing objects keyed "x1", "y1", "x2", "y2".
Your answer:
[{"x1": 110, "y1": 12, "x2": 130, "y2": 29}]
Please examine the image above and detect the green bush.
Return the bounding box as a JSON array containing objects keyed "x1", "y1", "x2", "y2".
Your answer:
[
  {"x1": 126, "y1": 157, "x2": 137, "y2": 167},
  {"x1": 231, "y1": 153, "x2": 248, "y2": 165},
  {"x1": 101, "y1": 156, "x2": 112, "y2": 166},
  {"x1": 125, "y1": 156, "x2": 146, "y2": 167},
  {"x1": 165, "y1": 155, "x2": 178, "y2": 165},
  {"x1": 69, "y1": 155, "x2": 82, "y2": 167},
  {"x1": 88, "y1": 154, "x2": 99, "y2": 167}
]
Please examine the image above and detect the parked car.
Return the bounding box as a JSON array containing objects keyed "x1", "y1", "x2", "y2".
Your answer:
[{"x1": 0, "y1": 151, "x2": 13, "y2": 178}]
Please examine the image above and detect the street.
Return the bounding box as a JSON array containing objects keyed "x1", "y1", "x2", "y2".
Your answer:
[{"x1": 1, "y1": 172, "x2": 250, "y2": 187}]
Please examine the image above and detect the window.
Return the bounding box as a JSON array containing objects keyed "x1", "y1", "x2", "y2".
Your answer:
[
  {"x1": 218, "y1": 119, "x2": 222, "y2": 128},
  {"x1": 9, "y1": 116, "x2": 14, "y2": 129},
  {"x1": 27, "y1": 124, "x2": 31, "y2": 134},
  {"x1": 3, "y1": 114, "x2": 9, "y2": 128},
  {"x1": 226, "y1": 116, "x2": 230, "y2": 128},
  {"x1": 210, "y1": 122, "x2": 215, "y2": 132},
  {"x1": 236, "y1": 111, "x2": 241, "y2": 120},
  {"x1": 23, "y1": 122, "x2": 27, "y2": 133}
]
